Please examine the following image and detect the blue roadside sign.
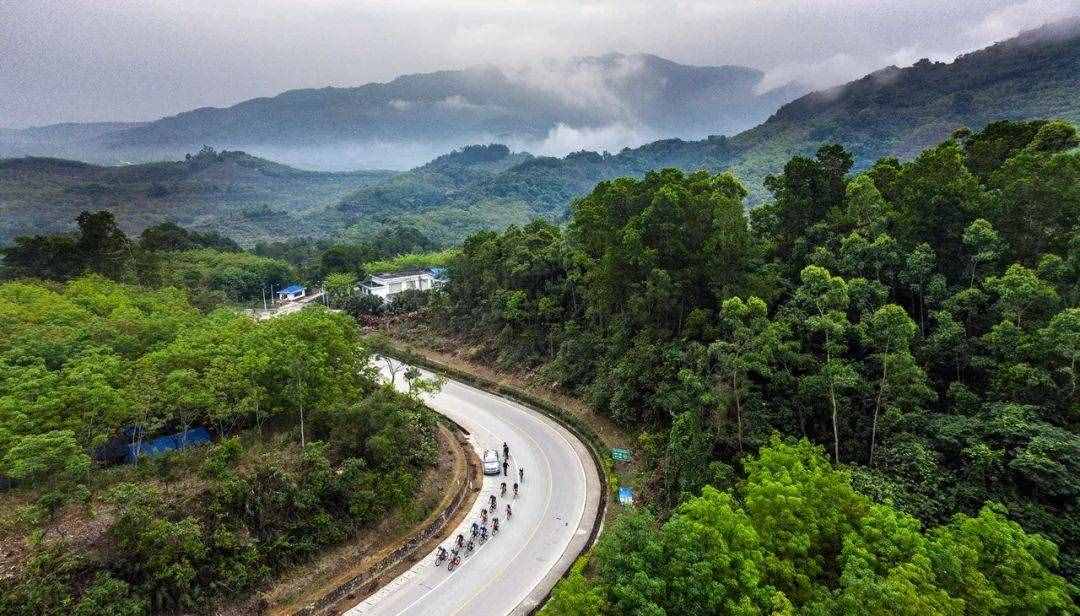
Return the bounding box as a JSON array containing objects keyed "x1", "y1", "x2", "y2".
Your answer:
[{"x1": 618, "y1": 486, "x2": 635, "y2": 505}]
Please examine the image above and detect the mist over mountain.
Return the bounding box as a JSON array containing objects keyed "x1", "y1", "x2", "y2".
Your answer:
[
  {"x1": 0, "y1": 54, "x2": 804, "y2": 170},
  {"x1": 333, "y1": 18, "x2": 1080, "y2": 243},
  {"x1": 6, "y1": 19, "x2": 1079, "y2": 248}
]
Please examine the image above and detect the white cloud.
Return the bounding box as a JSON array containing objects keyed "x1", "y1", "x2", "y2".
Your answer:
[
  {"x1": 4, "y1": 0, "x2": 1079, "y2": 129},
  {"x1": 511, "y1": 122, "x2": 660, "y2": 157},
  {"x1": 436, "y1": 95, "x2": 484, "y2": 111},
  {"x1": 965, "y1": 0, "x2": 1080, "y2": 41}
]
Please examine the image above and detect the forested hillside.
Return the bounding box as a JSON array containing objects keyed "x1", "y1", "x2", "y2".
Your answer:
[
  {"x1": 0, "y1": 147, "x2": 394, "y2": 246},
  {"x1": 417, "y1": 119, "x2": 1080, "y2": 611},
  {"x1": 0, "y1": 279, "x2": 438, "y2": 614}
]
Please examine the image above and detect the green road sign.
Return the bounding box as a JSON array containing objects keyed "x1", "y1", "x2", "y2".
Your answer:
[{"x1": 611, "y1": 448, "x2": 632, "y2": 462}]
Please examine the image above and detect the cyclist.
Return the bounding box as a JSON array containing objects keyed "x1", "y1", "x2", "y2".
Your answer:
[
  {"x1": 489, "y1": 494, "x2": 496, "y2": 509},
  {"x1": 436, "y1": 546, "x2": 448, "y2": 565},
  {"x1": 513, "y1": 482, "x2": 519, "y2": 498},
  {"x1": 500, "y1": 481, "x2": 507, "y2": 496},
  {"x1": 519, "y1": 467, "x2": 524, "y2": 482},
  {"x1": 456, "y1": 533, "x2": 465, "y2": 548},
  {"x1": 506, "y1": 503, "x2": 512, "y2": 519},
  {"x1": 503, "y1": 442, "x2": 509, "y2": 459},
  {"x1": 502, "y1": 460, "x2": 508, "y2": 477},
  {"x1": 480, "y1": 508, "x2": 488, "y2": 524},
  {"x1": 471, "y1": 521, "x2": 479, "y2": 537},
  {"x1": 492, "y1": 517, "x2": 500, "y2": 534},
  {"x1": 465, "y1": 539, "x2": 475, "y2": 554},
  {"x1": 480, "y1": 526, "x2": 488, "y2": 542}
]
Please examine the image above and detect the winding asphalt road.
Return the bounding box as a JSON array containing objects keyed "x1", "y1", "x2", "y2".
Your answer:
[{"x1": 343, "y1": 359, "x2": 602, "y2": 616}]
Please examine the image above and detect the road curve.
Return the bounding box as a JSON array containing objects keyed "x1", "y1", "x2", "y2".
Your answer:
[{"x1": 344, "y1": 360, "x2": 602, "y2": 616}]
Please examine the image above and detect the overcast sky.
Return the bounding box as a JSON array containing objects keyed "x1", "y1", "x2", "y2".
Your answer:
[{"x1": 2, "y1": 0, "x2": 1078, "y2": 129}]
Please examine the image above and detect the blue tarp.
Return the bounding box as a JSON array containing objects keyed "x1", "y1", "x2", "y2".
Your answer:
[
  {"x1": 126, "y1": 427, "x2": 211, "y2": 462},
  {"x1": 278, "y1": 284, "x2": 305, "y2": 295}
]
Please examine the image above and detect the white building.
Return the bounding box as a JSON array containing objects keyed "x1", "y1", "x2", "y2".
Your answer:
[{"x1": 360, "y1": 268, "x2": 445, "y2": 300}]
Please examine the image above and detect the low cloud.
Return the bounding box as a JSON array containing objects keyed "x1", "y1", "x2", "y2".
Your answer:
[
  {"x1": 504, "y1": 54, "x2": 649, "y2": 123},
  {"x1": 436, "y1": 95, "x2": 486, "y2": 111},
  {"x1": 511, "y1": 122, "x2": 660, "y2": 157},
  {"x1": 965, "y1": 0, "x2": 1080, "y2": 41}
]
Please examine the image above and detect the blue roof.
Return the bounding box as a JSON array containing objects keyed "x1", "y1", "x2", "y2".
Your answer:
[
  {"x1": 126, "y1": 427, "x2": 211, "y2": 462},
  {"x1": 279, "y1": 284, "x2": 305, "y2": 294}
]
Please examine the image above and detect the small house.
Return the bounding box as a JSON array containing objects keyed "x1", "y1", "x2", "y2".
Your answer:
[
  {"x1": 276, "y1": 284, "x2": 306, "y2": 302},
  {"x1": 360, "y1": 268, "x2": 443, "y2": 300}
]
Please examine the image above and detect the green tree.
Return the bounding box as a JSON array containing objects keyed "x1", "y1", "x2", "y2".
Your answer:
[
  {"x1": 539, "y1": 559, "x2": 606, "y2": 616},
  {"x1": 710, "y1": 296, "x2": 779, "y2": 455},
  {"x1": 861, "y1": 304, "x2": 925, "y2": 465},
  {"x1": 962, "y1": 219, "x2": 1004, "y2": 287},
  {"x1": 793, "y1": 266, "x2": 858, "y2": 463},
  {"x1": 928, "y1": 504, "x2": 1075, "y2": 615},
  {"x1": 845, "y1": 174, "x2": 890, "y2": 234},
  {"x1": 75, "y1": 210, "x2": 131, "y2": 280},
  {"x1": 2, "y1": 429, "x2": 90, "y2": 499},
  {"x1": 324, "y1": 271, "x2": 358, "y2": 306}
]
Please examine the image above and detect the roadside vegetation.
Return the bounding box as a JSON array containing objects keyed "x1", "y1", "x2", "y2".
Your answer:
[
  {"x1": 417, "y1": 119, "x2": 1080, "y2": 612},
  {"x1": 0, "y1": 276, "x2": 439, "y2": 614}
]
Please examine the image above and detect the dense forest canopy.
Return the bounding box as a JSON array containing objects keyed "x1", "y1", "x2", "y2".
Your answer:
[
  {"x1": 428, "y1": 119, "x2": 1080, "y2": 608},
  {"x1": 0, "y1": 278, "x2": 438, "y2": 614}
]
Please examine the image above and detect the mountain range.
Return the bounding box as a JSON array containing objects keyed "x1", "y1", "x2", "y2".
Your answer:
[
  {"x1": 339, "y1": 17, "x2": 1080, "y2": 243},
  {"x1": 0, "y1": 150, "x2": 391, "y2": 246},
  {"x1": 0, "y1": 54, "x2": 803, "y2": 170},
  {"x1": 2, "y1": 18, "x2": 1079, "y2": 247}
]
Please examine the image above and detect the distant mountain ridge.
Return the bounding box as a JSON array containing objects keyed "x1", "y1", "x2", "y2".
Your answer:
[
  {"x1": 0, "y1": 149, "x2": 393, "y2": 246},
  {"x1": 5, "y1": 19, "x2": 1080, "y2": 247},
  {"x1": 0, "y1": 54, "x2": 804, "y2": 170},
  {"x1": 330, "y1": 18, "x2": 1080, "y2": 243}
]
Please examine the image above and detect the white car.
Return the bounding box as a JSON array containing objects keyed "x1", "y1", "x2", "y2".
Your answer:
[{"x1": 482, "y1": 449, "x2": 501, "y2": 475}]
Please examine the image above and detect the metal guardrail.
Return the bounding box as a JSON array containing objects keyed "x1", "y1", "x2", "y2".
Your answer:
[{"x1": 295, "y1": 433, "x2": 476, "y2": 616}]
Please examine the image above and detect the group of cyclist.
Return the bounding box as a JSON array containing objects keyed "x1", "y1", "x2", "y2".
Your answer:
[{"x1": 436, "y1": 441, "x2": 525, "y2": 571}]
